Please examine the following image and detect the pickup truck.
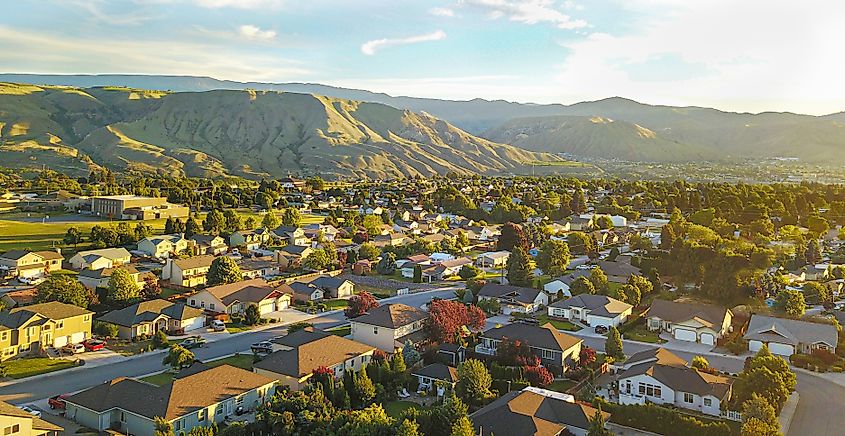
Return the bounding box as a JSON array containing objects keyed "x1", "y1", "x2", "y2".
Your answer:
[
  {"x1": 48, "y1": 394, "x2": 69, "y2": 410},
  {"x1": 250, "y1": 341, "x2": 274, "y2": 355},
  {"x1": 179, "y1": 336, "x2": 207, "y2": 349}
]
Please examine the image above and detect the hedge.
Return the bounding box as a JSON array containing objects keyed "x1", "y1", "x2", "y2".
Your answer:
[
  {"x1": 491, "y1": 363, "x2": 523, "y2": 381},
  {"x1": 594, "y1": 398, "x2": 732, "y2": 436}
]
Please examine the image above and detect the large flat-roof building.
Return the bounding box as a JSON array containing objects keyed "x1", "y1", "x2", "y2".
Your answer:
[{"x1": 90, "y1": 195, "x2": 189, "y2": 220}]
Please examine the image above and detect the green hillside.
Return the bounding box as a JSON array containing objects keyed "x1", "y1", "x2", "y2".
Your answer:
[{"x1": 0, "y1": 83, "x2": 557, "y2": 179}]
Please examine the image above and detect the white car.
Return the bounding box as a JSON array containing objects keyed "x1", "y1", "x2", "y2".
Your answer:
[
  {"x1": 19, "y1": 276, "x2": 46, "y2": 285},
  {"x1": 17, "y1": 406, "x2": 41, "y2": 418},
  {"x1": 63, "y1": 343, "x2": 85, "y2": 354},
  {"x1": 211, "y1": 320, "x2": 226, "y2": 332}
]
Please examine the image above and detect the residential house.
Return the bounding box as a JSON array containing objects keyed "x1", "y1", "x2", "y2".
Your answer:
[
  {"x1": 476, "y1": 323, "x2": 582, "y2": 373},
  {"x1": 477, "y1": 283, "x2": 549, "y2": 315},
  {"x1": 470, "y1": 387, "x2": 610, "y2": 436},
  {"x1": 228, "y1": 229, "x2": 270, "y2": 251},
  {"x1": 0, "y1": 301, "x2": 93, "y2": 360},
  {"x1": 476, "y1": 251, "x2": 510, "y2": 268},
  {"x1": 309, "y1": 275, "x2": 355, "y2": 298},
  {"x1": 437, "y1": 343, "x2": 466, "y2": 366},
  {"x1": 289, "y1": 282, "x2": 324, "y2": 303},
  {"x1": 477, "y1": 226, "x2": 501, "y2": 242},
  {"x1": 0, "y1": 400, "x2": 63, "y2": 436},
  {"x1": 63, "y1": 365, "x2": 276, "y2": 436},
  {"x1": 302, "y1": 223, "x2": 339, "y2": 242},
  {"x1": 596, "y1": 260, "x2": 641, "y2": 284},
  {"x1": 97, "y1": 299, "x2": 206, "y2": 339},
  {"x1": 373, "y1": 232, "x2": 409, "y2": 247},
  {"x1": 0, "y1": 250, "x2": 63, "y2": 280},
  {"x1": 238, "y1": 257, "x2": 282, "y2": 280},
  {"x1": 615, "y1": 348, "x2": 732, "y2": 417},
  {"x1": 68, "y1": 248, "x2": 131, "y2": 271},
  {"x1": 412, "y1": 363, "x2": 458, "y2": 393},
  {"x1": 254, "y1": 328, "x2": 375, "y2": 390},
  {"x1": 77, "y1": 266, "x2": 155, "y2": 290},
  {"x1": 646, "y1": 300, "x2": 733, "y2": 345},
  {"x1": 422, "y1": 257, "x2": 473, "y2": 282},
  {"x1": 190, "y1": 235, "x2": 228, "y2": 256},
  {"x1": 137, "y1": 234, "x2": 191, "y2": 259},
  {"x1": 548, "y1": 294, "x2": 633, "y2": 328},
  {"x1": 187, "y1": 278, "x2": 290, "y2": 315},
  {"x1": 542, "y1": 270, "x2": 590, "y2": 298},
  {"x1": 744, "y1": 314, "x2": 838, "y2": 356},
  {"x1": 352, "y1": 260, "x2": 372, "y2": 276},
  {"x1": 273, "y1": 226, "x2": 310, "y2": 246},
  {"x1": 350, "y1": 303, "x2": 428, "y2": 351},
  {"x1": 568, "y1": 216, "x2": 592, "y2": 231},
  {"x1": 279, "y1": 245, "x2": 313, "y2": 264},
  {"x1": 162, "y1": 255, "x2": 215, "y2": 288},
  {"x1": 0, "y1": 288, "x2": 38, "y2": 308}
]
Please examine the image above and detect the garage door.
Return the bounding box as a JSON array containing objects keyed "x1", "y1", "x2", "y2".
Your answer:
[
  {"x1": 276, "y1": 299, "x2": 289, "y2": 311},
  {"x1": 768, "y1": 342, "x2": 795, "y2": 356},
  {"x1": 749, "y1": 340, "x2": 762, "y2": 353},
  {"x1": 674, "y1": 329, "x2": 697, "y2": 342},
  {"x1": 588, "y1": 315, "x2": 612, "y2": 328},
  {"x1": 700, "y1": 333, "x2": 715, "y2": 345},
  {"x1": 259, "y1": 302, "x2": 275, "y2": 315},
  {"x1": 53, "y1": 335, "x2": 69, "y2": 348},
  {"x1": 70, "y1": 331, "x2": 86, "y2": 344},
  {"x1": 183, "y1": 316, "x2": 205, "y2": 332}
]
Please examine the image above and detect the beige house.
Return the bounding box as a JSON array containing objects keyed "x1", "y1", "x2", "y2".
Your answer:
[
  {"x1": 0, "y1": 400, "x2": 62, "y2": 436},
  {"x1": 646, "y1": 300, "x2": 733, "y2": 345},
  {"x1": 68, "y1": 248, "x2": 131, "y2": 271},
  {"x1": 162, "y1": 255, "x2": 215, "y2": 287},
  {"x1": 98, "y1": 299, "x2": 206, "y2": 339},
  {"x1": 190, "y1": 235, "x2": 228, "y2": 256},
  {"x1": 137, "y1": 234, "x2": 191, "y2": 258},
  {"x1": 229, "y1": 229, "x2": 271, "y2": 251},
  {"x1": 0, "y1": 301, "x2": 93, "y2": 360},
  {"x1": 350, "y1": 303, "x2": 428, "y2": 351},
  {"x1": 77, "y1": 266, "x2": 155, "y2": 290},
  {"x1": 476, "y1": 323, "x2": 583, "y2": 374},
  {"x1": 253, "y1": 328, "x2": 375, "y2": 390},
  {"x1": 187, "y1": 279, "x2": 291, "y2": 315},
  {"x1": 0, "y1": 250, "x2": 63, "y2": 279}
]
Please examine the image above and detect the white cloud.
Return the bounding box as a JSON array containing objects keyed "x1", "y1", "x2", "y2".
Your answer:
[
  {"x1": 429, "y1": 7, "x2": 455, "y2": 17},
  {"x1": 464, "y1": 0, "x2": 587, "y2": 30},
  {"x1": 361, "y1": 30, "x2": 446, "y2": 56},
  {"x1": 192, "y1": 0, "x2": 284, "y2": 9},
  {"x1": 238, "y1": 24, "x2": 276, "y2": 41}
]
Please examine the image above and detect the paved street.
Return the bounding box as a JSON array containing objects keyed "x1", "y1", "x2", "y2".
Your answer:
[{"x1": 0, "y1": 288, "x2": 455, "y2": 405}]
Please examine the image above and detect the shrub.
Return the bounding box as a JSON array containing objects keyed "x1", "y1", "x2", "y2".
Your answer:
[
  {"x1": 152, "y1": 330, "x2": 169, "y2": 349},
  {"x1": 594, "y1": 398, "x2": 731, "y2": 436},
  {"x1": 93, "y1": 321, "x2": 119, "y2": 338}
]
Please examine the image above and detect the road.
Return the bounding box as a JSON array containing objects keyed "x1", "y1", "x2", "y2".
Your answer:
[{"x1": 0, "y1": 288, "x2": 455, "y2": 404}]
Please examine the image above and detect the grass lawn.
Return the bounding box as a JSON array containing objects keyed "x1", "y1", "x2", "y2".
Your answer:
[
  {"x1": 547, "y1": 379, "x2": 577, "y2": 393},
  {"x1": 108, "y1": 339, "x2": 154, "y2": 356},
  {"x1": 0, "y1": 216, "x2": 168, "y2": 252},
  {"x1": 355, "y1": 284, "x2": 396, "y2": 299},
  {"x1": 328, "y1": 325, "x2": 351, "y2": 337},
  {"x1": 536, "y1": 314, "x2": 580, "y2": 331},
  {"x1": 622, "y1": 324, "x2": 665, "y2": 344},
  {"x1": 323, "y1": 299, "x2": 349, "y2": 310},
  {"x1": 225, "y1": 323, "x2": 254, "y2": 334},
  {"x1": 141, "y1": 354, "x2": 255, "y2": 386},
  {"x1": 608, "y1": 281, "x2": 624, "y2": 293},
  {"x1": 1, "y1": 357, "x2": 77, "y2": 379},
  {"x1": 160, "y1": 287, "x2": 184, "y2": 299},
  {"x1": 382, "y1": 401, "x2": 419, "y2": 419}
]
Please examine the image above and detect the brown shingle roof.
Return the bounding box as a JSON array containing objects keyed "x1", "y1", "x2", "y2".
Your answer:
[
  {"x1": 482, "y1": 323, "x2": 582, "y2": 353},
  {"x1": 256, "y1": 330, "x2": 375, "y2": 378},
  {"x1": 470, "y1": 389, "x2": 608, "y2": 435},
  {"x1": 9, "y1": 301, "x2": 92, "y2": 320},
  {"x1": 352, "y1": 303, "x2": 427, "y2": 329},
  {"x1": 647, "y1": 300, "x2": 730, "y2": 329},
  {"x1": 173, "y1": 255, "x2": 215, "y2": 270}
]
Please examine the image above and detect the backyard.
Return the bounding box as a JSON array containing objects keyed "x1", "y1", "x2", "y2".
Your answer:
[{"x1": 381, "y1": 400, "x2": 419, "y2": 419}]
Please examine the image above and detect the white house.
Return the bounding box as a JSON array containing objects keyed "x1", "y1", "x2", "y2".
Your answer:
[
  {"x1": 68, "y1": 248, "x2": 131, "y2": 271},
  {"x1": 350, "y1": 303, "x2": 428, "y2": 351},
  {"x1": 475, "y1": 251, "x2": 510, "y2": 268},
  {"x1": 744, "y1": 314, "x2": 838, "y2": 356},
  {"x1": 548, "y1": 294, "x2": 632, "y2": 328},
  {"x1": 137, "y1": 234, "x2": 190, "y2": 259},
  {"x1": 187, "y1": 278, "x2": 290, "y2": 315}
]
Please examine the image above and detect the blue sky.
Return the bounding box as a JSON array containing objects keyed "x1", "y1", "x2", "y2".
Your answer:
[{"x1": 2, "y1": 0, "x2": 844, "y2": 115}]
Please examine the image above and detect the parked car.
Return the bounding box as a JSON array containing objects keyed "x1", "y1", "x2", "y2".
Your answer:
[
  {"x1": 250, "y1": 341, "x2": 274, "y2": 354},
  {"x1": 211, "y1": 320, "x2": 226, "y2": 332},
  {"x1": 83, "y1": 339, "x2": 106, "y2": 352},
  {"x1": 179, "y1": 336, "x2": 207, "y2": 349},
  {"x1": 19, "y1": 276, "x2": 45, "y2": 285},
  {"x1": 17, "y1": 406, "x2": 41, "y2": 418},
  {"x1": 48, "y1": 394, "x2": 69, "y2": 410},
  {"x1": 594, "y1": 325, "x2": 609, "y2": 334},
  {"x1": 62, "y1": 343, "x2": 85, "y2": 354}
]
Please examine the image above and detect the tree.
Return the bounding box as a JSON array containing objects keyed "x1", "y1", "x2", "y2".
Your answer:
[
  {"x1": 349, "y1": 366, "x2": 376, "y2": 408},
  {"x1": 570, "y1": 276, "x2": 596, "y2": 295},
  {"x1": 579, "y1": 346, "x2": 597, "y2": 367},
  {"x1": 498, "y1": 222, "x2": 528, "y2": 251},
  {"x1": 402, "y1": 339, "x2": 421, "y2": 366},
  {"x1": 477, "y1": 297, "x2": 501, "y2": 315},
  {"x1": 587, "y1": 406, "x2": 611, "y2": 436},
  {"x1": 691, "y1": 355, "x2": 710, "y2": 371},
  {"x1": 184, "y1": 217, "x2": 201, "y2": 238},
  {"x1": 303, "y1": 249, "x2": 331, "y2": 271},
  {"x1": 618, "y1": 283, "x2": 640, "y2": 306},
  {"x1": 134, "y1": 222, "x2": 152, "y2": 241},
  {"x1": 595, "y1": 215, "x2": 613, "y2": 230},
  {"x1": 734, "y1": 345, "x2": 796, "y2": 413},
  {"x1": 589, "y1": 267, "x2": 609, "y2": 294},
  {"x1": 262, "y1": 210, "x2": 280, "y2": 229},
  {"x1": 413, "y1": 264, "x2": 423, "y2": 283},
  {"x1": 450, "y1": 416, "x2": 474, "y2": 436},
  {"x1": 458, "y1": 265, "x2": 481, "y2": 280},
  {"x1": 496, "y1": 337, "x2": 537, "y2": 366},
  {"x1": 524, "y1": 364, "x2": 554, "y2": 387},
  {"x1": 426, "y1": 299, "x2": 486, "y2": 343},
  {"x1": 660, "y1": 224, "x2": 676, "y2": 250},
  {"x1": 108, "y1": 268, "x2": 141, "y2": 304},
  {"x1": 802, "y1": 281, "x2": 831, "y2": 304},
  {"x1": 203, "y1": 209, "x2": 226, "y2": 234},
  {"x1": 344, "y1": 292, "x2": 380, "y2": 318},
  {"x1": 456, "y1": 359, "x2": 493, "y2": 406},
  {"x1": 281, "y1": 207, "x2": 301, "y2": 227},
  {"x1": 152, "y1": 330, "x2": 169, "y2": 348},
  {"x1": 63, "y1": 226, "x2": 82, "y2": 246},
  {"x1": 362, "y1": 214, "x2": 383, "y2": 236},
  {"x1": 775, "y1": 289, "x2": 805, "y2": 318},
  {"x1": 162, "y1": 344, "x2": 195, "y2": 370},
  {"x1": 93, "y1": 321, "x2": 119, "y2": 338},
  {"x1": 358, "y1": 243, "x2": 380, "y2": 261},
  {"x1": 536, "y1": 239, "x2": 571, "y2": 277},
  {"x1": 244, "y1": 304, "x2": 261, "y2": 326},
  {"x1": 506, "y1": 245, "x2": 532, "y2": 287},
  {"x1": 164, "y1": 217, "x2": 177, "y2": 234},
  {"x1": 154, "y1": 417, "x2": 174, "y2": 436},
  {"x1": 141, "y1": 275, "x2": 162, "y2": 299},
  {"x1": 741, "y1": 394, "x2": 781, "y2": 436},
  {"x1": 376, "y1": 252, "x2": 397, "y2": 275},
  {"x1": 37, "y1": 274, "x2": 94, "y2": 308},
  {"x1": 207, "y1": 256, "x2": 242, "y2": 286},
  {"x1": 628, "y1": 275, "x2": 653, "y2": 296},
  {"x1": 605, "y1": 326, "x2": 624, "y2": 359},
  {"x1": 396, "y1": 419, "x2": 421, "y2": 436},
  {"x1": 223, "y1": 210, "x2": 242, "y2": 232},
  {"x1": 567, "y1": 231, "x2": 595, "y2": 256}
]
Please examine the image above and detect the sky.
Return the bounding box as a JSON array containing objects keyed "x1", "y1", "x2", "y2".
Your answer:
[{"x1": 1, "y1": 0, "x2": 844, "y2": 115}]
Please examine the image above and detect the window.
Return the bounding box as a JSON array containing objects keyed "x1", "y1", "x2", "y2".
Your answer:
[
  {"x1": 4, "y1": 424, "x2": 20, "y2": 435},
  {"x1": 638, "y1": 383, "x2": 662, "y2": 398},
  {"x1": 236, "y1": 395, "x2": 244, "y2": 406},
  {"x1": 217, "y1": 407, "x2": 223, "y2": 415},
  {"x1": 703, "y1": 398, "x2": 712, "y2": 407},
  {"x1": 57, "y1": 321, "x2": 64, "y2": 329},
  {"x1": 0, "y1": 332, "x2": 6, "y2": 341},
  {"x1": 84, "y1": 315, "x2": 91, "y2": 322},
  {"x1": 198, "y1": 409, "x2": 206, "y2": 421},
  {"x1": 373, "y1": 327, "x2": 379, "y2": 335},
  {"x1": 190, "y1": 299, "x2": 196, "y2": 306},
  {"x1": 201, "y1": 302, "x2": 206, "y2": 308},
  {"x1": 684, "y1": 392, "x2": 694, "y2": 403},
  {"x1": 210, "y1": 303, "x2": 216, "y2": 310}
]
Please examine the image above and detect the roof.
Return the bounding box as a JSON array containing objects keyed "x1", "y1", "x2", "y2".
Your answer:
[
  {"x1": 33, "y1": 250, "x2": 64, "y2": 260},
  {"x1": 549, "y1": 270, "x2": 590, "y2": 285},
  {"x1": 478, "y1": 283, "x2": 543, "y2": 305},
  {"x1": 351, "y1": 303, "x2": 427, "y2": 329},
  {"x1": 256, "y1": 330, "x2": 375, "y2": 378},
  {"x1": 482, "y1": 323, "x2": 582, "y2": 353},
  {"x1": 173, "y1": 255, "x2": 215, "y2": 270},
  {"x1": 647, "y1": 300, "x2": 731, "y2": 330},
  {"x1": 0, "y1": 400, "x2": 63, "y2": 431},
  {"x1": 550, "y1": 294, "x2": 632, "y2": 318},
  {"x1": 78, "y1": 265, "x2": 140, "y2": 280},
  {"x1": 478, "y1": 250, "x2": 510, "y2": 259},
  {"x1": 190, "y1": 235, "x2": 224, "y2": 246},
  {"x1": 619, "y1": 351, "x2": 732, "y2": 400},
  {"x1": 73, "y1": 247, "x2": 131, "y2": 261},
  {"x1": 310, "y1": 275, "x2": 351, "y2": 291},
  {"x1": 596, "y1": 261, "x2": 641, "y2": 277},
  {"x1": 470, "y1": 389, "x2": 608, "y2": 435},
  {"x1": 64, "y1": 365, "x2": 275, "y2": 420},
  {"x1": 0, "y1": 250, "x2": 34, "y2": 261},
  {"x1": 744, "y1": 314, "x2": 838, "y2": 347},
  {"x1": 8, "y1": 301, "x2": 92, "y2": 320},
  {"x1": 623, "y1": 347, "x2": 688, "y2": 368},
  {"x1": 412, "y1": 363, "x2": 459, "y2": 383},
  {"x1": 202, "y1": 279, "x2": 280, "y2": 307},
  {"x1": 281, "y1": 245, "x2": 310, "y2": 256},
  {"x1": 98, "y1": 299, "x2": 204, "y2": 327}
]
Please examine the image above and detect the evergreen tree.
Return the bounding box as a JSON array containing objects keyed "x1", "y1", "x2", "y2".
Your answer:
[
  {"x1": 605, "y1": 326, "x2": 624, "y2": 359},
  {"x1": 586, "y1": 406, "x2": 611, "y2": 436},
  {"x1": 506, "y1": 245, "x2": 532, "y2": 287},
  {"x1": 207, "y1": 256, "x2": 242, "y2": 286},
  {"x1": 185, "y1": 217, "x2": 201, "y2": 238}
]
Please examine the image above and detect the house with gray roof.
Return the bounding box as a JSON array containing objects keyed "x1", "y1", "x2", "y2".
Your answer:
[
  {"x1": 646, "y1": 300, "x2": 732, "y2": 345},
  {"x1": 350, "y1": 303, "x2": 428, "y2": 351},
  {"x1": 476, "y1": 323, "x2": 582, "y2": 373},
  {"x1": 477, "y1": 283, "x2": 549, "y2": 315},
  {"x1": 548, "y1": 294, "x2": 632, "y2": 328},
  {"x1": 744, "y1": 314, "x2": 838, "y2": 356},
  {"x1": 97, "y1": 299, "x2": 205, "y2": 339}
]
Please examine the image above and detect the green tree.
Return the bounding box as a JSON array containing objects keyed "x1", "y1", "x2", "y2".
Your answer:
[
  {"x1": 691, "y1": 355, "x2": 709, "y2": 370},
  {"x1": 741, "y1": 393, "x2": 781, "y2": 436},
  {"x1": 203, "y1": 209, "x2": 226, "y2": 234},
  {"x1": 456, "y1": 359, "x2": 493, "y2": 406},
  {"x1": 162, "y1": 344, "x2": 195, "y2": 370},
  {"x1": 63, "y1": 226, "x2": 82, "y2": 246},
  {"x1": 362, "y1": 214, "x2": 383, "y2": 236},
  {"x1": 352, "y1": 366, "x2": 376, "y2": 408},
  {"x1": 589, "y1": 267, "x2": 609, "y2": 294},
  {"x1": 37, "y1": 274, "x2": 93, "y2": 308},
  {"x1": 802, "y1": 281, "x2": 831, "y2": 304},
  {"x1": 281, "y1": 207, "x2": 302, "y2": 227},
  {"x1": 207, "y1": 256, "x2": 242, "y2": 286},
  {"x1": 605, "y1": 326, "x2": 624, "y2": 359},
  {"x1": 396, "y1": 419, "x2": 421, "y2": 436},
  {"x1": 413, "y1": 264, "x2": 423, "y2": 283},
  {"x1": 536, "y1": 239, "x2": 571, "y2": 277},
  {"x1": 618, "y1": 283, "x2": 641, "y2": 306},
  {"x1": 570, "y1": 276, "x2": 596, "y2": 295},
  {"x1": 303, "y1": 249, "x2": 331, "y2": 271},
  {"x1": 775, "y1": 289, "x2": 805, "y2": 318},
  {"x1": 185, "y1": 217, "x2": 201, "y2": 238},
  {"x1": 262, "y1": 210, "x2": 280, "y2": 229},
  {"x1": 223, "y1": 209, "x2": 242, "y2": 232},
  {"x1": 152, "y1": 330, "x2": 169, "y2": 348},
  {"x1": 108, "y1": 268, "x2": 141, "y2": 303},
  {"x1": 164, "y1": 217, "x2": 177, "y2": 234},
  {"x1": 358, "y1": 243, "x2": 380, "y2": 261},
  {"x1": 93, "y1": 321, "x2": 119, "y2": 338},
  {"x1": 450, "y1": 416, "x2": 474, "y2": 436},
  {"x1": 376, "y1": 252, "x2": 397, "y2": 275},
  {"x1": 595, "y1": 215, "x2": 613, "y2": 230},
  {"x1": 244, "y1": 304, "x2": 261, "y2": 326},
  {"x1": 458, "y1": 264, "x2": 481, "y2": 280},
  {"x1": 153, "y1": 417, "x2": 174, "y2": 436},
  {"x1": 587, "y1": 405, "x2": 611, "y2": 436},
  {"x1": 506, "y1": 245, "x2": 532, "y2": 287}
]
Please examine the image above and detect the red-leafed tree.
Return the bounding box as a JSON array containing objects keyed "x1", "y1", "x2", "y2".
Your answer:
[
  {"x1": 524, "y1": 365, "x2": 554, "y2": 387},
  {"x1": 426, "y1": 299, "x2": 487, "y2": 343},
  {"x1": 498, "y1": 222, "x2": 529, "y2": 252},
  {"x1": 579, "y1": 346, "x2": 597, "y2": 367},
  {"x1": 344, "y1": 291, "x2": 380, "y2": 318},
  {"x1": 496, "y1": 337, "x2": 538, "y2": 366},
  {"x1": 372, "y1": 349, "x2": 389, "y2": 363}
]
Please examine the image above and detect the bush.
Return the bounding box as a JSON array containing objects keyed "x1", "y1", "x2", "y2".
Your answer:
[
  {"x1": 93, "y1": 321, "x2": 119, "y2": 338},
  {"x1": 725, "y1": 339, "x2": 747, "y2": 355},
  {"x1": 594, "y1": 398, "x2": 731, "y2": 436},
  {"x1": 288, "y1": 321, "x2": 313, "y2": 333},
  {"x1": 152, "y1": 330, "x2": 169, "y2": 349}
]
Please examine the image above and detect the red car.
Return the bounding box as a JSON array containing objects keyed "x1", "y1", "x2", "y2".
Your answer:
[
  {"x1": 48, "y1": 394, "x2": 68, "y2": 410},
  {"x1": 82, "y1": 339, "x2": 106, "y2": 352}
]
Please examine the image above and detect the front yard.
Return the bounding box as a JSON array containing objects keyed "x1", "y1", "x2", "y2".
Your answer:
[
  {"x1": 225, "y1": 322, "x2": 255, "y2": 334},
  {"x1": 328, "y1": 325, "x2": 351, "y2": 337},
  {"x1": 622, "y1": 324, "x2": 665, "y2": 344},
  {"x1": 536, "y1": 314, "x2": 580, "y2": 331},
  {"x1": 108, "y1": 339, "x2": 154, "y2": 356},
  {"x1": 141, "y1": 354, "x2": 255, "y2": 386},
  {"x1": 1, "y1": 357, "x2": 77, "y2": 379}
]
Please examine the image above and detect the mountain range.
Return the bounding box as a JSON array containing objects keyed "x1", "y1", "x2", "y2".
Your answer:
[{"x1": 1, "y1": 73, "x2": 845, "y2": 172}]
